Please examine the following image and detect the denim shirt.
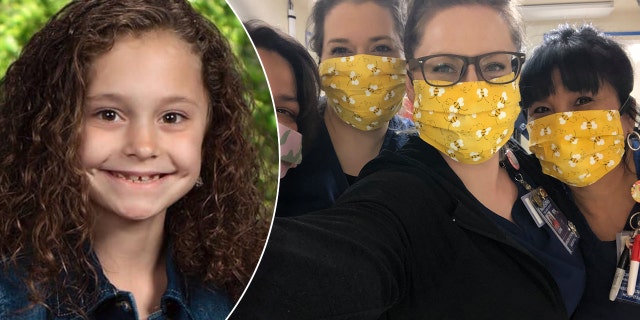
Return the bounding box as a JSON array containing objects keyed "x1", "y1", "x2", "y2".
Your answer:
[{"x1": 0, "y1": 250, "x2": 232, "y2": 319}]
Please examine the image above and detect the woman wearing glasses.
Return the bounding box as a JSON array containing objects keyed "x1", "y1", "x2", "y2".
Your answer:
[{"x1": 231, "y1": 0, "x2": 584, "y2": 318}]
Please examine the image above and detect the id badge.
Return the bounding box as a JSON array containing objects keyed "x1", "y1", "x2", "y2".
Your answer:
[
  {"x1": 613, "y1": 231, "x2": 640, "y2": 304},
  {"x1": 521, "y1": 187, "x2": 579, "y2": 254}
]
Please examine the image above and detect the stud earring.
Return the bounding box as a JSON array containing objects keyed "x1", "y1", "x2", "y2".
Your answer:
[{"x1": 195, "y1": 177, "x2": 203, "y2": 187}]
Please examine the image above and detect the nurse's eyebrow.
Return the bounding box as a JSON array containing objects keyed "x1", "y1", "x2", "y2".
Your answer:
[{"x1": 326, "y1": 35, "x2": 394, "y2": 45}]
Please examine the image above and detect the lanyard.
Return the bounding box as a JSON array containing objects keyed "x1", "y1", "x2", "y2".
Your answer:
[
  {"x1": 500, "y1": 147, "x2": 539, "y2": 196},
  {"x1": 501, "y1": 146, "x2": 580, "y2": 254}
]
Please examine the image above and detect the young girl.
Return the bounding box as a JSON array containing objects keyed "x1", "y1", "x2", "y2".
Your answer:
[{"x1": 0, "y1": 1, "x2": 271, "y2": 319}]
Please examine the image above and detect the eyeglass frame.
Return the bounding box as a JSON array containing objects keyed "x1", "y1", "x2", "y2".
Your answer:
[{"x1": 407, "y1": 51, "x2": 526, "y2": 87}]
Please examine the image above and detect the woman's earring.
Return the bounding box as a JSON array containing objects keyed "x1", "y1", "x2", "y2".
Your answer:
[
  {"x1": 195, "y1": 177, "x2": 204, "y2": 187},
  {"x1": 627, "y1": 131, "x2": 640, "y2": 151}
]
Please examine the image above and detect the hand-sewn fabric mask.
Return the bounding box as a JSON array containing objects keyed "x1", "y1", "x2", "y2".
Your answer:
[
  {"x1": 412, "y1": 74, "x2": 520, "y2": 164},
  {"x1": 279, "y1": 122, "x2": 302, "y2": 179},
  {"x1": 319, "y1": 54, "x2": 406, "y2": 131},
  {"x1": 527, "y1": 109, "x2": 624, "y2": 187}
]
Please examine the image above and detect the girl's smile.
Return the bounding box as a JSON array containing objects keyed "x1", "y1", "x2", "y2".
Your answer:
[
  {"x1": 107, "y1": 170, "x2": 167, "y2": 184},
  {"x1": 80, "y1": 29, "x2": 208, "y2": 222}
]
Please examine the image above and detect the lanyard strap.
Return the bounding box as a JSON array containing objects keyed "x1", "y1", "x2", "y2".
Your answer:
[{"x1": 500, "y1": 146, "x2": 538, "y2": 192}]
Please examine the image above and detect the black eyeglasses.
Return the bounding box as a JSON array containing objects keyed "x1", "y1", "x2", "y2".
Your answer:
[{"x1": 407, "y1": 51, "x2": 525, "y2": 87}]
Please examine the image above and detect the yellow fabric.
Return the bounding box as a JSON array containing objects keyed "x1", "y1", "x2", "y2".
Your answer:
[
  {"x1": 412, "y1": 74, "x2": 520, "y2": 164},
  {"x1": 527, "y1": 109, "x2": 625, "y2": 187},
  {"x1": 319, "y1": 54, "x2": 406, "y2": 131}
]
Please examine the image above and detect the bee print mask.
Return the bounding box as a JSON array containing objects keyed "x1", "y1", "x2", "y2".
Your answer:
[
  {"x1": 527, "y1": 109, "x2": 625, "y2": 187},
  {"x1": 412, "y1": 74, "x2": 520, "y2": 164},
  {"x1": 319, "y1": 54, "x2": 406, "y2": 131}
]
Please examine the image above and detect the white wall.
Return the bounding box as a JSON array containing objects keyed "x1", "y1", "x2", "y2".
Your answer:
[
  {"x1": 226, "y1": 0, "x2": 640, "y2": 99},
  {"x1": 523, "y1": 13, "x2": 640, "y2": 48},
  {"x1": 226, "y1": 0, "x2": 314, "y2": 47},
  {"x1": 523, "y1": 5, "x2": 640, "y2": 103}
]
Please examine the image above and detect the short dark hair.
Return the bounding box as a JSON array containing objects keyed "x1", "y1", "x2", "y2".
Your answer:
[
  {"x1": 519, "y1": 24, "x2": 636, "y2": 119},
  {"x1": 307, "y1": 0, "x2": 406, "y2": 59},
  {"x1": 246, "y1": 20, "x2": 320, "y2": 153}
]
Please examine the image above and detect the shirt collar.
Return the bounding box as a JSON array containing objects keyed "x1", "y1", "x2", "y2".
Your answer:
[{"x1": 51, "y1": 243, "x2": 191, "y2": 319}]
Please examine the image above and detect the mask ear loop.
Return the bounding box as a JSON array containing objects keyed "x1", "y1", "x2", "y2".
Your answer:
[{"x1": 621, "y1": 96, "x2": 640, "y2": 151}]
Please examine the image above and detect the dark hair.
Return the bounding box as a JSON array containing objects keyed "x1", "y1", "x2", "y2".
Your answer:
[
  {"x1": 404, "y1": 0, "x2": 523, "y2": 59},
  {"x1": 308, "y1": 0, "x2": 407, "y2": 59},
  {"x1": 245, "y1": 20, "x2": 320, "y2": 154},
  {"x1": 519, "y1": 24, "x2": 637, "y2": 120},
  {"x1": 0, "y1": 0, "x2": 270, "y2": 316}
]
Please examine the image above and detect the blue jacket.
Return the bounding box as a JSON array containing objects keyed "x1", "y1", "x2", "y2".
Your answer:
[
  {"x1": 276, "y1": 107, "x2": 414, "y2": 217},
  {"x1": 564, "y1": 147, "x2": 640, "y2": 319},
  {"x1": 0, "y1": 250, "x2": 231, "y2": 319}
]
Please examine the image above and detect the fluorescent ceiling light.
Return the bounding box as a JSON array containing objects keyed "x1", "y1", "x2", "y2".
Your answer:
[{"x1": 519, "y1": 1, "x2": 614, "y2": 21}]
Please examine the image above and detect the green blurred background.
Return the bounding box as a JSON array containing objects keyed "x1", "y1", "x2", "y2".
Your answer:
[{"x1": 0, "y1": 0, "x2": 278, "y2": 211}]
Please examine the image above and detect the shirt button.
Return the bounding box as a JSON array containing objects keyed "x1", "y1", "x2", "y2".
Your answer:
[{"x1": 117, "y1": 300, "x2": 132, "y2": 312}]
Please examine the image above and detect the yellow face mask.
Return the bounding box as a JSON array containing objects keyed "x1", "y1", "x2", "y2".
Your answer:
[
  {"x1": 412, "y1": 74, "x2": 520, "y2": 164},
  {"x1": 319, "y1": 54, "x2": 406, "y2": 131},
  {"x1": 527, "y1": 109, "x2": 625, "y2": 187}
]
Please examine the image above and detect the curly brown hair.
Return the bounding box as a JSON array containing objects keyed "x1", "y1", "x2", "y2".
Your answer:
[{"x1": 0, "y1": 0, "x2": 271, "y2": 316}]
